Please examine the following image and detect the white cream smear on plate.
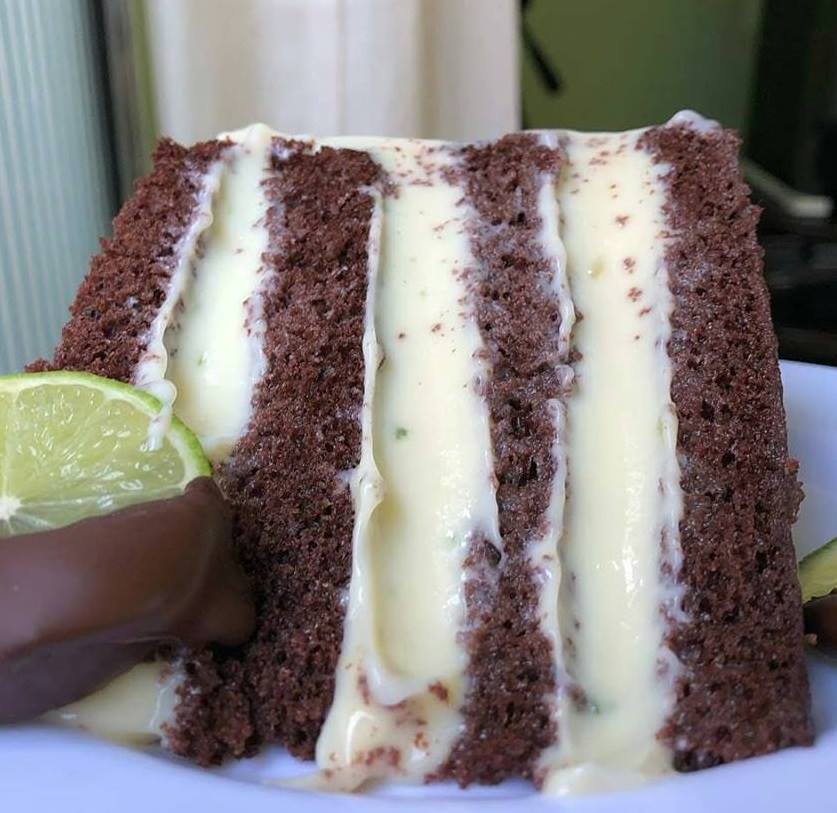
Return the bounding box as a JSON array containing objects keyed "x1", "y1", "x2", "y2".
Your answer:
[
  {"x1": 44, "y1": 662, "x2": 182, "y2": 744},
  {"x1": 311, "y1": 138, "x2": 499, "y2": 790},
  {"x1": 540, "y1": 129, "x2": 682, "y2": 795}
]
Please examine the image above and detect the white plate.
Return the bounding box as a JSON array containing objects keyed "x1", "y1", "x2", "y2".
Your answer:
[{"x1": 3, "y1": 360, "x2": 836, "y2": 811}]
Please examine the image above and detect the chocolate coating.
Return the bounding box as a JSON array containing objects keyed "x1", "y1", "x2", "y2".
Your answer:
[
  {"x1": 0, "y1": 477, "x2": 254, "y2": 723},
  {"x1": 805, "y1": 594, "x2": 837, "y2": 657}
]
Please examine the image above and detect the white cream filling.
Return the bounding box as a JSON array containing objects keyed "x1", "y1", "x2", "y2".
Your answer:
[
  {"x1": 541, "y1": 129, "x2": 682, "y2": 794},
  {"x1": 164, "y1": 123, "x2": 272, "y2": 462},
  {"x1": 311, "y1": 139, "x2": 499, "y2": 790}
]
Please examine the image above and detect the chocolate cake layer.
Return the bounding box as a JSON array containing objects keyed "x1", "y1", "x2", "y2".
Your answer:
[
  {"x1": 168, "y1": 140, "x2": 382, "y2": 764},
  {"x1": 440, "y1": 135, "x2": 568, "y2": 786},
  {"x1": 37, "y1": 140, "x2": 228, "y2": 381},
  {"x1": 642, "y1": 123, "x2": 813, "y2": 768}
]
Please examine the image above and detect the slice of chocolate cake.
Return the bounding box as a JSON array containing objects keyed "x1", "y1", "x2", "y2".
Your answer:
[{"x1": 31, "y1": 114, "x2": 811, "y2": 795}]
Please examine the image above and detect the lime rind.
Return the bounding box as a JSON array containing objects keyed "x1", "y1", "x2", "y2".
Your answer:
[
  {"x1": 0, "y1": 371, "x2": 210, "y2": 537},
  {"x1": 798, "y1": 536, "x2": 837, "y2": 603},
  {"x1": 0, "y1": 390, "x2": 11, "y2": 495}
]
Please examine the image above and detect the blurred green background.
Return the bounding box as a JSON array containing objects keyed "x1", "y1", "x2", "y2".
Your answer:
[{"x1": 521, "y1": 0, "x2": 763, "y2": 135}]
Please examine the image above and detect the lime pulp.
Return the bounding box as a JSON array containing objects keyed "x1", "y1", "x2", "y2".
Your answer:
[{"x1": 0, "y1": 371, "x2": 209, "y2": 537}]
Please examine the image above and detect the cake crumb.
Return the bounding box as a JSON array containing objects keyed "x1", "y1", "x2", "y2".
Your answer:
[
  {"x1": 428, "y1": 681, "x2": 450, "y2": 703},
  {"x1": 358, "y1": 673, "x2": 371, "y2": 705}
]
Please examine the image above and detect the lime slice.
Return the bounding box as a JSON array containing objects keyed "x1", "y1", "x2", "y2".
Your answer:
[
  {"x1": 799, "y1": 536, "x2": 837, "y2": 603},
  {"x1": 0, "y1": 371, "x2": 210, "y2": 537}
]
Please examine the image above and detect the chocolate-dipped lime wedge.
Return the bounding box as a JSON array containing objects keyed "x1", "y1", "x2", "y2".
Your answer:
[
  {"x1": 0, "y1": 372, "x2": 254, "y2": 722},
  {"x1": 799, "y1": 536, "x2": 837, "y2": 603},
  {"x1": 799, "y1": 536, "x2": 837, "y2": 655}
]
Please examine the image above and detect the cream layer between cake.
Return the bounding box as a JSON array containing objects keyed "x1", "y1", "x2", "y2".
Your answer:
[
  {"x1": 164, "y1": 125, "x2": 272, "y2": 463},
  {"x1": 44, "y1": 123, "x2": 690, "y2": 794},
  {"x1": 539, "y1": 129, "x2": 683, "y2": 795}
]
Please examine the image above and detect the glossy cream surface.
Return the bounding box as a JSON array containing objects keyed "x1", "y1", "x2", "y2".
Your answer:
[{"x1": 541, "y1": 128, "x2": 682, "y2": 794}]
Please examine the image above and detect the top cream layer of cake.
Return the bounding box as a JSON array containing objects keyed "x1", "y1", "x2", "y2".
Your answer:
[{"x1": 42, "y1": 116, "x2": 711, "y2": 795}]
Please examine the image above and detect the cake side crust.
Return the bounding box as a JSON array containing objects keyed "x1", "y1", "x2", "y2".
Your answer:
[{"x1": 641, "y1": 123, "x2": 813, "y2": 769}]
